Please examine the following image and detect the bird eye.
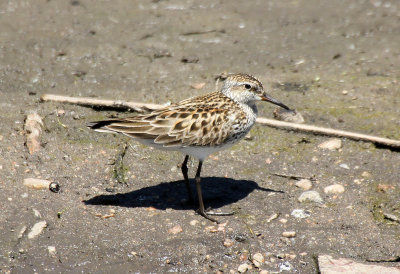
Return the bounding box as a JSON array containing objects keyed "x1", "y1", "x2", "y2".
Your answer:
[{"x1": 244, "y1": 84, "x2": 251, "y2": 90}]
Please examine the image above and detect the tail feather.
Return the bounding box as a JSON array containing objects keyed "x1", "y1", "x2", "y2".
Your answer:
[
  {"x1": 87, "y1": 120, "x2": 120, "y2": 130},
  {"x1": 87, "y1": 119, "x2": 157, "y2": 137}
]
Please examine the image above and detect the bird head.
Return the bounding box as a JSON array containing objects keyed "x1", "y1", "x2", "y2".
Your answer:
[{"x1": 221, "y1": 73, "x2": 290, "y2": 110}]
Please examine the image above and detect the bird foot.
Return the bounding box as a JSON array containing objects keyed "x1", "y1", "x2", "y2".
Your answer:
[
  {"x1": 196, "y1": 209, "x2": 219, "y2": 223},
  {"x1": 196, "y1": 208, "x2": 235, "y2": 223}
]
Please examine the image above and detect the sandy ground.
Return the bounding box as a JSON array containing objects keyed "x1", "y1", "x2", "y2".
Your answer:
[{"x1": 1, "y1": 0, "x2": 399, "y2": 273}]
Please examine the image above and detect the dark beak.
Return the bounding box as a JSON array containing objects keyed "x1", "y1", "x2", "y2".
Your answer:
[{"x1": 261, "y1": 93, "x2": 290, "y2": 110}]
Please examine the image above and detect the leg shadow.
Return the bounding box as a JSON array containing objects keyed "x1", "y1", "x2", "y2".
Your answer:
[{"x1": 84, "y1": 177, "x2": 283, "y2": 210}]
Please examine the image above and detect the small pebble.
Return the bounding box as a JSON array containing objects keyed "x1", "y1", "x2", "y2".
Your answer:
[
  {"x1": 291, "y1": 209, "x2": 311, "y2": 219},
  {"x1": 49, "y1": 182, "x2": 60, "y2": 193},
  {"x1": 312, "y1": 156, "x2": 318, "y2": 162},
  {"x1": 28, "y1": 221, "x2": 47, "y2": 239},
  {"x1": 273, "y1": 108, "x2": 304, "y2": 123},
  {"x1": 279, "y1": 218, "x2": 288, "y2": 224},
  {"x1": 342, "y1": 90, "x2": 348, "y2": 95},
  {"x1": 282, "y1": 231, "x2": 296, "y2": 238},
  {"x1": 298, "y1": 191, "x2": 323, "y2": 204},
  {"x1": 168, "y1": 225, "x2": 183, "y2": 234},
  {"x1": 189, "y1": 220, "x2": 198, "y2": 226},
  {"x1": 57, "y1": 109, "x2": 65, "y2": 116},
  {"x1": 324, "y1": 184, "x2": 345, "y2": 194},
  {"x1": 48, "y1": 246, "x2": 56, "y2": 256},
  {"x1": 295, "y1": 179, "x2": 312, "y2": 190},
  {"x1": 238, "y1": 263, "x2": 249, "y2": 273},
  {"x1": 279, "y1": 261, "x2": 292, "y2": 271},
  {"x1": 191, "y1": 82, "x2": 206, "y2": 89},
  {"x1": 339, "y1": 163, "x2": 350, "y2": 169},
  {"x1": 223, "y1": 238, "x2": 234, "y2": 247},
  {"x1": 23, "y1": 178, "x2": 51, "y2": 190},
  {"x1": 376, "y1": 184, "x2": 392, "y2": 193},
  {"x1": 252, "y1": 253, "x2": 265, "y2": 267},
  {"x1": 244, "y1": 133, "x2": 253, "y2": 140},
  {"x1": 280, "y1": 237, "x2": 292, "y2": 246},
  {"x1": 24, "y1": 112, "x2": 43, "y2": 154},
  {"x1": 239, "y1": 253, "x2": 248, "y2": 261},
  {"x1": 253, "y1": 260, "x2": 261, "y2": 268},
  {"x1": 205, "y1": 226, "x2": 218, "y2": 233},
  {"x1": 277, "y1": 253, "x2": 285, "y2": 259},
  {"x1": 235, "y1": 234, "x2": 247, "y2": 243},
  {"x1": 383, "y1": 212, "x2": 400, "y2": 223},
  {"x1": 218, "y1": 222, "x2": 227, "y2": 232},
  {"x1": 318, "y1": 138, "x2": 342, "y2": 150},
  {"x1": 72, "y1": 113, "x2": 80, "y2": 120},
  {"x1": 18, "y1": 226, "x2": 27, "y2": 239},
  {"x1": 361, "y1": 171, "x2": 371, "y2": 178},
  {"x1": 266, "y1": 213, "x2": 279, "y2": 223},
  {"x1": 33, "y1": 208, "x2": 41, "y2": 218}
]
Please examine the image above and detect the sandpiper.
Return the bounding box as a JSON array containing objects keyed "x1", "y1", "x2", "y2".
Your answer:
[{"x1": 88, "y1": 73, "x2": 290, "y2": 222}]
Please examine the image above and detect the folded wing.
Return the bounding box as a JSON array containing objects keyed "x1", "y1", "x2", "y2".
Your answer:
[{"x1": 88, "y1": 106, "x2": 235, "y2": 147}]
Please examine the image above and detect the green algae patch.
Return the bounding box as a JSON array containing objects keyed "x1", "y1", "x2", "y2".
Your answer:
[{"x1": 367, "y1": 181, "x2": 400, "y2": 224}]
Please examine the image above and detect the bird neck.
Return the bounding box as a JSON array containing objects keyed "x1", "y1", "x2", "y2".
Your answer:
[{"x1": 241, "y1": 101, "x2": 258, "y2": 121}]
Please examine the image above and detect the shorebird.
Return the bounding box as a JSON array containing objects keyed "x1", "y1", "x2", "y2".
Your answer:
[{"x1": 88, "y1": 73, "x2": 290, "y2": 222}]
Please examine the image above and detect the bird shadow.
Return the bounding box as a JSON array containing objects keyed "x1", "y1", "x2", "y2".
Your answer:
[{"x1": 84, "y1": 177, "x2": 283, "y2": 211}]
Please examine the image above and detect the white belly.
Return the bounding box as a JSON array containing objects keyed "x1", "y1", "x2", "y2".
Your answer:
[{"x1": 128, "y1": 135, "x2": 234, "y2": 161}]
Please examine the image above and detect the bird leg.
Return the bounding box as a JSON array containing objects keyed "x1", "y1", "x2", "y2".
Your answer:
[
  {"x1": 194, "y1": 161, "x2": 235, "y2": 222},
  {"x1": 194, "y1": 160, "x2": 219, "y2": 223},
  {"x1": 181, "y1": 155, "x2": 195, "y2": 204}
]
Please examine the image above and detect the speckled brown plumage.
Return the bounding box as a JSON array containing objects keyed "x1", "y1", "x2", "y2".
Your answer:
[
  {"x1": 93, "y1": 91, "x2": 250, "y2": 147},
  {"x1": 88, "y1": 73, "x2": 290, "y2": 222}
]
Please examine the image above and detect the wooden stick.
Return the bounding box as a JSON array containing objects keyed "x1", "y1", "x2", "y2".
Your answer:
[
  {"x1": 40, "y1": 94, "x2": 163, "y2": 113},
  {"x1": 40, "y1": 94, "x2": 400, "y2": 148},
  {"x1": 256, "y1": 117, "x2": 400, "y2": 148}
]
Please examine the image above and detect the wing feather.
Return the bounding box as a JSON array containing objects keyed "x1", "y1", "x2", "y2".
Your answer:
[{"x1": 88, "y1": 91, "x2": 243, "y2": 147}]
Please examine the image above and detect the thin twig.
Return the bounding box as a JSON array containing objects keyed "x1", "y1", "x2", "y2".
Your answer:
[
  {"x1": 40, "y1": 94, "x2": 163, "y2": 113},
  {"x1": 40, "y1": 94, "x2": 400, "y2": 148},
  {"x1": 181, "y1": 29, "x2": 225, "y2": 36},
  {"x1": 256, "y1": 117, "x2": 400, "y2": 148},
  {"x1": 270, "y1": 173, "x2": 315, "y2": 181}
]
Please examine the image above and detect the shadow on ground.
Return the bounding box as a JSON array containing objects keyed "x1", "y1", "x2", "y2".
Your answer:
[{"x1": 84, "y1": 177, "x2": 283, "y2": 210}]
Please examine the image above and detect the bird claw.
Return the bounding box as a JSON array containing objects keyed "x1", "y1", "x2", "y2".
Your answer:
[
  {"x1": 196, "y1": 207, "x2": 235, "y2": 223},
  {"x1": 196, "y1": 209, "x2": 218, "y2": 223}
]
